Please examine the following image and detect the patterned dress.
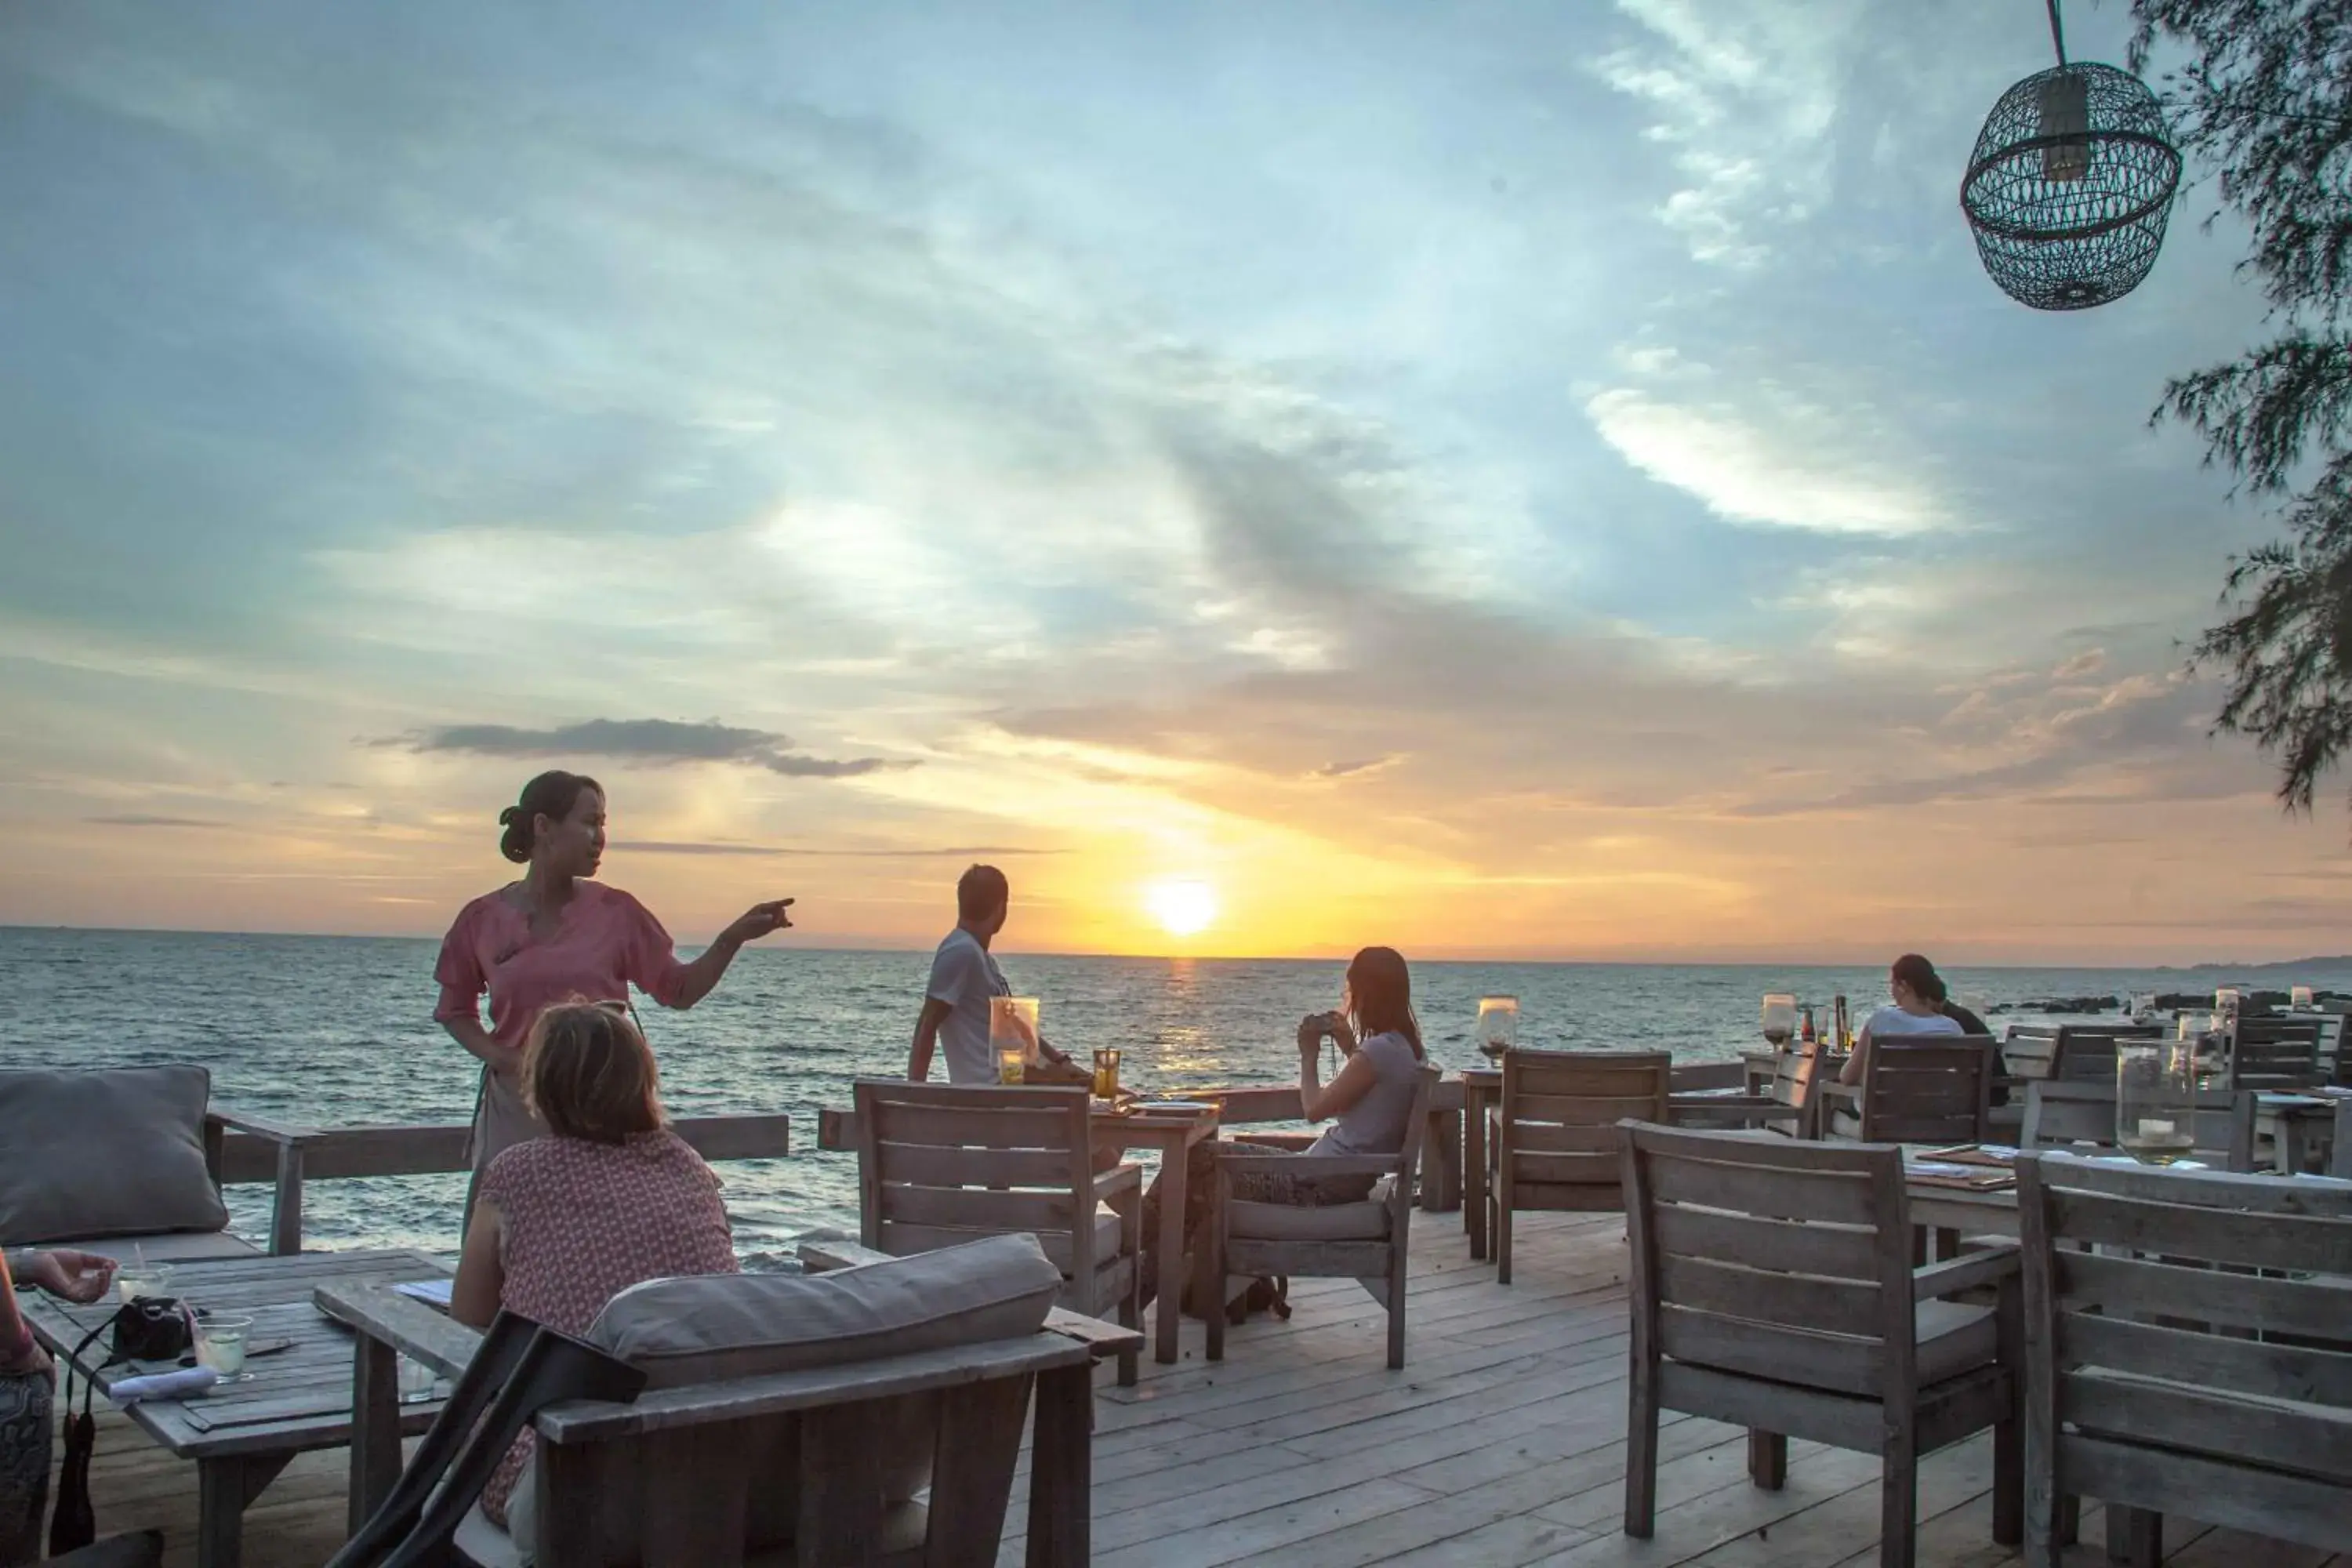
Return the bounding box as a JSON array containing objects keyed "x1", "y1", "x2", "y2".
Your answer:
[
  {"x1": 476, "y1": 1130, "x2": 737, "y2": 1525},
  {"x1": 0, "y1": 1365, "x2": 49, "y2": 1566}
]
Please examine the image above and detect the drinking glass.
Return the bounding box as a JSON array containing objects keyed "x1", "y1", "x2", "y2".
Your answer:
[
  {"x1": 1760, "y1": 994, "x2": 1797, "y2": 1050},
  {"x1": 197, "y1": 1314, "x2": 254, "y2": 1381},
  {"x1": 2213, "y1": 987, "x2": 2241, "y2": 1018},
  {"x1": 990, "y1": 996, "x2": 1041, "y2": 1068},
  {"x1": 397, "y1": 1355, "x2": 438, "y2": 1404},
  {"x1": 2291, "y1": 985, "x2": 2314, "y2": 1011},
  {"x1": 1091, "y1": 1047, "x2": 1121, "y2": 1099},
  {"x1": 1477, "y1": 996, "x2": 1519, "y2": 1060},
  {"x1": 117, "y1": 1264, "x2": 172, "y2": 1305},
  {"x1": 996, "y1": 1047, "x2": 1026, "y2": 1085},
  {"x1": 2116, "y1": 1042, "x2": 2198, "y2": 1165}
]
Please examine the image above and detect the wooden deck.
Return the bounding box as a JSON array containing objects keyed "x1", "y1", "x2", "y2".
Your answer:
[{"x1": 56, "y1": 1211, "x2": 2342, "y2": 1567}]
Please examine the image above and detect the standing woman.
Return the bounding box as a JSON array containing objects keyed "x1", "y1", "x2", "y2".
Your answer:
[{"x1": 434, "y1": 771, "x2": 796, "y2": 1205}]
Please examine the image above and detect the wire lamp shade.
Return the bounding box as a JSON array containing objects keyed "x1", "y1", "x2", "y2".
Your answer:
[{"x1": 1961, "y1": 61, "x2": 2180, "y2": 310}]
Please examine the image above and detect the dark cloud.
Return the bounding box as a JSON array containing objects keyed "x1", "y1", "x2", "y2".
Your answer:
[
  {"x1": 1313, "y1": 757, "x2": 1396, "y2": 779},
  {"x1": 612, "y1": 840, "x2": 1058, "y2": 858},
  {"x1": 84, "y1": 814, "x2": 233, "y2": 829},
  {"x1": 383, "y1": 719, "x2": 908, "y2": 778}
]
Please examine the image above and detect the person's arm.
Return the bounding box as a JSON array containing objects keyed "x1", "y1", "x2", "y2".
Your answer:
[
  {"x1": 434, "y1": 908, "x2": 513, "y2": 1076},
  {"x1": 441, "y1": 1015, "x2": 517, "y2": 1080},
  {"x1": 1295, "y1": 1021, "x2": 1379, "y2": 1123},
  {"x1": 1840, "y1": 1027, "x2": 1871, "y2": 1085},
  {"x1": 643, "y1": 899, "x2": 795, "y2": 1011},
  {"x1": 0, "y1": 1250, "x2": 46, "y2": 1378},
  {"x1": 909, "y1": 997, "x2": 953, "y2": 1080},
  {"x1": 449, "y1": 1201, "x2": 505, "y2": 1329},
  {"x1": 16, "y1": 1249, "x2": 114, "y2": 1304}
]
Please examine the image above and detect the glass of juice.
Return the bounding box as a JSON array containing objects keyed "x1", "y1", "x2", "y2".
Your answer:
[{"x1": 1091, "y1": 1047, "x2": 1121, "y2": 1098}]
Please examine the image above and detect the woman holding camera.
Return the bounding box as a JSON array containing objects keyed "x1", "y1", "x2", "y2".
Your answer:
[{"x1": 1138, "y1": 946, "x2": 1427, "y2": 1305}]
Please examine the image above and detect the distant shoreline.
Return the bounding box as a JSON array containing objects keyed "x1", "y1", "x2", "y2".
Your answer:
[{"x1": 7, "y1": 924, "x2": 2352, "y2": 973}]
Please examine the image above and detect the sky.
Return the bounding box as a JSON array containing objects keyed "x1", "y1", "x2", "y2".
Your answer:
[{"x1": 3, "y1": 0, "x2": 2348, "y2": 964}]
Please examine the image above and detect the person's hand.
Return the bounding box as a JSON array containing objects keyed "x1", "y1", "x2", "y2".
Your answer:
[
  {"x1": 1297, "y1": 1014, "x2": 1328, "y2": 1055},
  {"x1": 723, "y1": 898, "x2": 796, "y2": 946},
  {"x1": 25, "y1": 1249, "x2": 115, "y2": 1305}
]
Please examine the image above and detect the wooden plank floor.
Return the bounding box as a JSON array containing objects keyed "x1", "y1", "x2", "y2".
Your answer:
[{"x1": 51, "y1": 1211, "x2": 2347, "y2": 1566}]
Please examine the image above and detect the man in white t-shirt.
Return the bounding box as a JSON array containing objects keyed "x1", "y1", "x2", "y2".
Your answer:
[{"x1": 908, "y1": 865, "x2": 1076, "y2": 1083}]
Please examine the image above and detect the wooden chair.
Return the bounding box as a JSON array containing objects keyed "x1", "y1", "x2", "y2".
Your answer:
[
  {"x1": 1488, "y1": 1051, "x2": 1669, "y2": 1285},
  {"x1": 2335, "y1": 1099, "x2": 2351, "y2": 1179},
  {"x1": 2228, "y1": 1016, "x2": 2327, "y2": 1092},
  {"x1": 1679, "y1": 1040, "x2": 1829, "y2": 1140},
  {"x1": 1619, "y1": 1123, "x2": 2020, "y2": 1568},
  {"x1": 1999, "y1": 1023, "x2": 2156, "y2": 1088},
  {"x1": 1819, "y1": 1036, "x2": 1995, "y2": 1145},
  {"x1": 1203, "y1": 1066, "x2": 1437, "y2": 1370},
  {"x1": 2018, "y1": 1080, "x2": 2256, "y2": 1172},
  {"x1": 2016, "y1": 1153, "x2": 2352, "y2": 1566},
  {"x1": 851, "y1": 1079, "x2": 1143, "y2": 1385}
]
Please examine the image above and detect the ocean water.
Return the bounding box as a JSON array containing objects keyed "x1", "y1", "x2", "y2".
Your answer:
[{"x1": 9, "y1": 927, "x2": 2345, "y2": 1262}]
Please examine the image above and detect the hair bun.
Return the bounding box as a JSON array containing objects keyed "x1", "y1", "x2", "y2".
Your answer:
[{"x1": 498, "y1": 805, "x2": 521, "y2": 826}]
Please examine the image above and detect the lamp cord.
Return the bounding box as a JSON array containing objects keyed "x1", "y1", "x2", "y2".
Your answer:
[{"x1": 2045, "y1": 0, "x2": 2067, "y2": 68}]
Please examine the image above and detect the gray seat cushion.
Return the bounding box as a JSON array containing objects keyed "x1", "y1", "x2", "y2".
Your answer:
[
  {"x1": 52, "y1": 1232, "x2": 260, "y2": 1265},
  {"x1": 587, "y1": 1231, "x2": 1063, "y2": 1387},
  {"x1": 1229, "y1": 1196, "x2": 1392, "y2": 1242},
  {"x1": 0, "y1": 1066, "x2": 227, "y2": 1244},
  {"x1": 1915, "y1": 1299, "x2": 1998, "y2": 1385}
]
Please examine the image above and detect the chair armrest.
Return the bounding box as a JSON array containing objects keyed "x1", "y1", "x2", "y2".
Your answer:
[
  {"x1": 797, "y1": 1238, "x2": 892, "y2": 1273},
  {"x1": 1232, "y1": 1132, "x2": 1318, "y2": 1151},
  {"x1": 1214, "y1": 1152, "x2": 1399, "y2": 1178},
  {"x1": 1913, "y1": 1241, "x2": 2020, "y2": 1301},
  {"x1": 206, "y1": 1109, "x2": 321, "y2": 1144},
  {"x1": 1813, "y1": 1082, "x2": 1860, "y2": 1108},
  {"x1": 1092, "y1": 1163, "x2": 1143, "y2": 1201},
  {"x1": 1044, "y1": 1308, "x2": 1146, "y2": 1360}
]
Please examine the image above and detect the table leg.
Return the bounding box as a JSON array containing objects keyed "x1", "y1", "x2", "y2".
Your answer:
[
  {"x1": 1465, "y1": 1087, "x2": 1490, "y2": 1260},
  {"x1": 197, "y1": 1452, "x2": 290, "y2": 1568},
  {"x1": 2276, "y1": 1115, "x2": 2307, "y2": 1174},
  {"x1": 349, "y1": 1334, "x2": 402, "y2": 1536},
  {"x1": 1026, "y1": 1362, "x2": 1092, "y2": 1568},
  {"x1": 1156, "y1": 1134, "x2": 1190, "y2": 1365}
]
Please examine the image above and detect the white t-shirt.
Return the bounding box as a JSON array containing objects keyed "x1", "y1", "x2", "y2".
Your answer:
[
  {"x1": 1309, "y1": 1031, "x2": 1424, "y2": 1158},
  {"x1": 1863, "y1": 1006, "x2": 1962, "y2": 1040},
  {"x1": 925, "y1": 927, "x2": 1011, "y2": 1083}
]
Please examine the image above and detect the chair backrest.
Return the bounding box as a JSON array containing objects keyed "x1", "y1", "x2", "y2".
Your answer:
[
  {"x1": 2000, "y1": 1025, "x2": 2062, "y2": 1081},
  {"x1": 1392, "y1": 1065, "x2": 1440, "y2": 1189},
  {"x1": 2053, "y1": 1023, "x2": 2156, "y2": 1081},
  {"x1": 1621, "y1": 1122, "x2": 1914, "y2": 1405},
  {"x1": 2230, "y1": 1018, "x2": 2325, "y2": 1091},
  {"x1": 2017, "y1": 1080, "x2": 2256, "y2": 1172},
  {"x1": 2016, "y1": 1154, "x2": 2352, "y2": 1515},
  {"x1": 2335, "y1": 1100, "x2": 2352, "y2": 1178},
  {"x1": 1856, "y1": 1036, "x2": 1994, "y2": 1145},
  {"x1": 1500, "y1": 1051, "x2": 1669, "y2": 1211},
  {"x1": 851, "y1": 1080, "x2": 1096, "y2": 1278}
]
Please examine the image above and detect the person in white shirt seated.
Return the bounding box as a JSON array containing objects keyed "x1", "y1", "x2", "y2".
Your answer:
[
  {"x1": 1840, "y1": 953, "x2": 1963, "y2": 1085},
  {"x1": 906, "y1": 863, "x2": 1079, "y2": 1083}
]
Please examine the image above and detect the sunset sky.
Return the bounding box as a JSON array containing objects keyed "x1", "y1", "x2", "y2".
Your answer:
[{"x1": 4, "y1": 1, "x2": 2347, "y2": 964}]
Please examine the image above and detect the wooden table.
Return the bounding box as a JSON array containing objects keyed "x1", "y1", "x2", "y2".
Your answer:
[
  {"x1": 22, "y1": 1248, "x2": 446, "y2": 1568},
  {"x1": 2256, "y1": 1091, "x2": 2341, "y2": 1173},
  {"x1": 818, "y1": 1101, "x2": 1217, "y2": 1367}
]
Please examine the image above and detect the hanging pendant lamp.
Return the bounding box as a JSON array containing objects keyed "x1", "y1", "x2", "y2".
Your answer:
[{"x1": 1959, "y1": 0, "x2": 2181, "y2": 310}]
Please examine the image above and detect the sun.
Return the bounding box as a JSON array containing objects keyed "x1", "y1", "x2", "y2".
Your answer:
[{"x1": 1143, "y1": 877, "x2": 1218, "y2": 938}]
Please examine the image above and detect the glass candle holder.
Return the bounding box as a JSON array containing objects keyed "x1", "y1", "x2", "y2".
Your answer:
[
  {"x1": 989, "y1": 996, "x2": 1040, "y2": 1066},
  {"x1": 1477, "y1": 996, "x2": 1519, "y2": 1059},
  {"x1": 1760, "y1": 994, "x2": 1797, "y2": 1049},
  {"x1": 996, "y1": 1047, "x2": 1026, "y2": 1085},
  {"x1": 397, "y1": 1354, "x2": 438, "y2": 1403},
  {"x1": 2291, "y1": 985, "x2": 2314, "y2": 1011},
  {"x1": 2213, "y1": 987, "x2": 2241, "y2": 1018},
  {"x1": 2116, "y1": 1041, "x2": 2198, "y2": 1165}
]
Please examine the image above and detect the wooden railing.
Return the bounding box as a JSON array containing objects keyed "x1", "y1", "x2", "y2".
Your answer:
[{"x1": 205, "y1": 1112, "x2": 794, "y2": 1255}]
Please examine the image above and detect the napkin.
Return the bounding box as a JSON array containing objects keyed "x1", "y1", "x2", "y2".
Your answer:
[{"x1": 109, "y1": 1367, "x2": 219, "y2": 1406}]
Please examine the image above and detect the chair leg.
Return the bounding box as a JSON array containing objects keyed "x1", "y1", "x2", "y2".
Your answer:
[
  {"x1": 1622, "y1": 1363, "x2": 1658, "y2": 1538},
  {"x1": 1203, "y1": 1170, "x2": 1226, "y2": 1366},
  {"x1": 1494, "y1": 1173, "x2": 1513, "y2": 1286},
  {"x1": 1385, "y1": 1236, "x2": 1408, "y2": 1370},
  {"x1": 2106, "y1": 1506, "x2": 2160, "y2": 1568},
  {"x1": 2057, "y1": 1494, "x2": 2080, "y2": 1547},
  {"x1": 1878, "y1": 1438, "x2": 1918, "y2": 1568},
  {"x1": 1747, "y1": 1430, "x2": 1785, "y2": 1490}
]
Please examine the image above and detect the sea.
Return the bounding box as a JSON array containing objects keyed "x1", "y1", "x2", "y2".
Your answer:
[{"x1": 9, "y1": 927, "x2": 2347, "y2": 1266}]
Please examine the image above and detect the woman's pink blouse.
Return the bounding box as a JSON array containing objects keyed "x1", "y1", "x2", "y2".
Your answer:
[{"x1": 433, "y1": 883, "x2": 691, "y2": 1047}]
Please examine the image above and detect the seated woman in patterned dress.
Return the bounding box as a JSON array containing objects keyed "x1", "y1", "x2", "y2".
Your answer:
[{"x1": 450, "y1": 1000, "x2": 738, "y2": 1534}]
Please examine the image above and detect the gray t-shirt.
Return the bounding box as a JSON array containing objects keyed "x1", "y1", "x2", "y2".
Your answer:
[
  {"x1": 925, "y1": 927, "x2": 1011, "y2": 1083},
  {"x1": 1309, "y1": 1030, "x2": 1423, "y2": 1157}
]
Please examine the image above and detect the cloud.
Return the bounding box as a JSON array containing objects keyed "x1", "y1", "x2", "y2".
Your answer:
[
  {"x1": 1584, "y1": 385, "x2": 1945, "y2": 535},
  {"x1": 612, "y1": 840, "x2": 1059, "y2": 857},
  {"x1": 383, "y1": 719, "x2": 908, "y2": 778},
  {"x1": 1312, "y1": 757, "x2": 1398, "y2": 779},
  {"x1": 83, "y1": 814, "x2": 234, "y2": 829}
]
